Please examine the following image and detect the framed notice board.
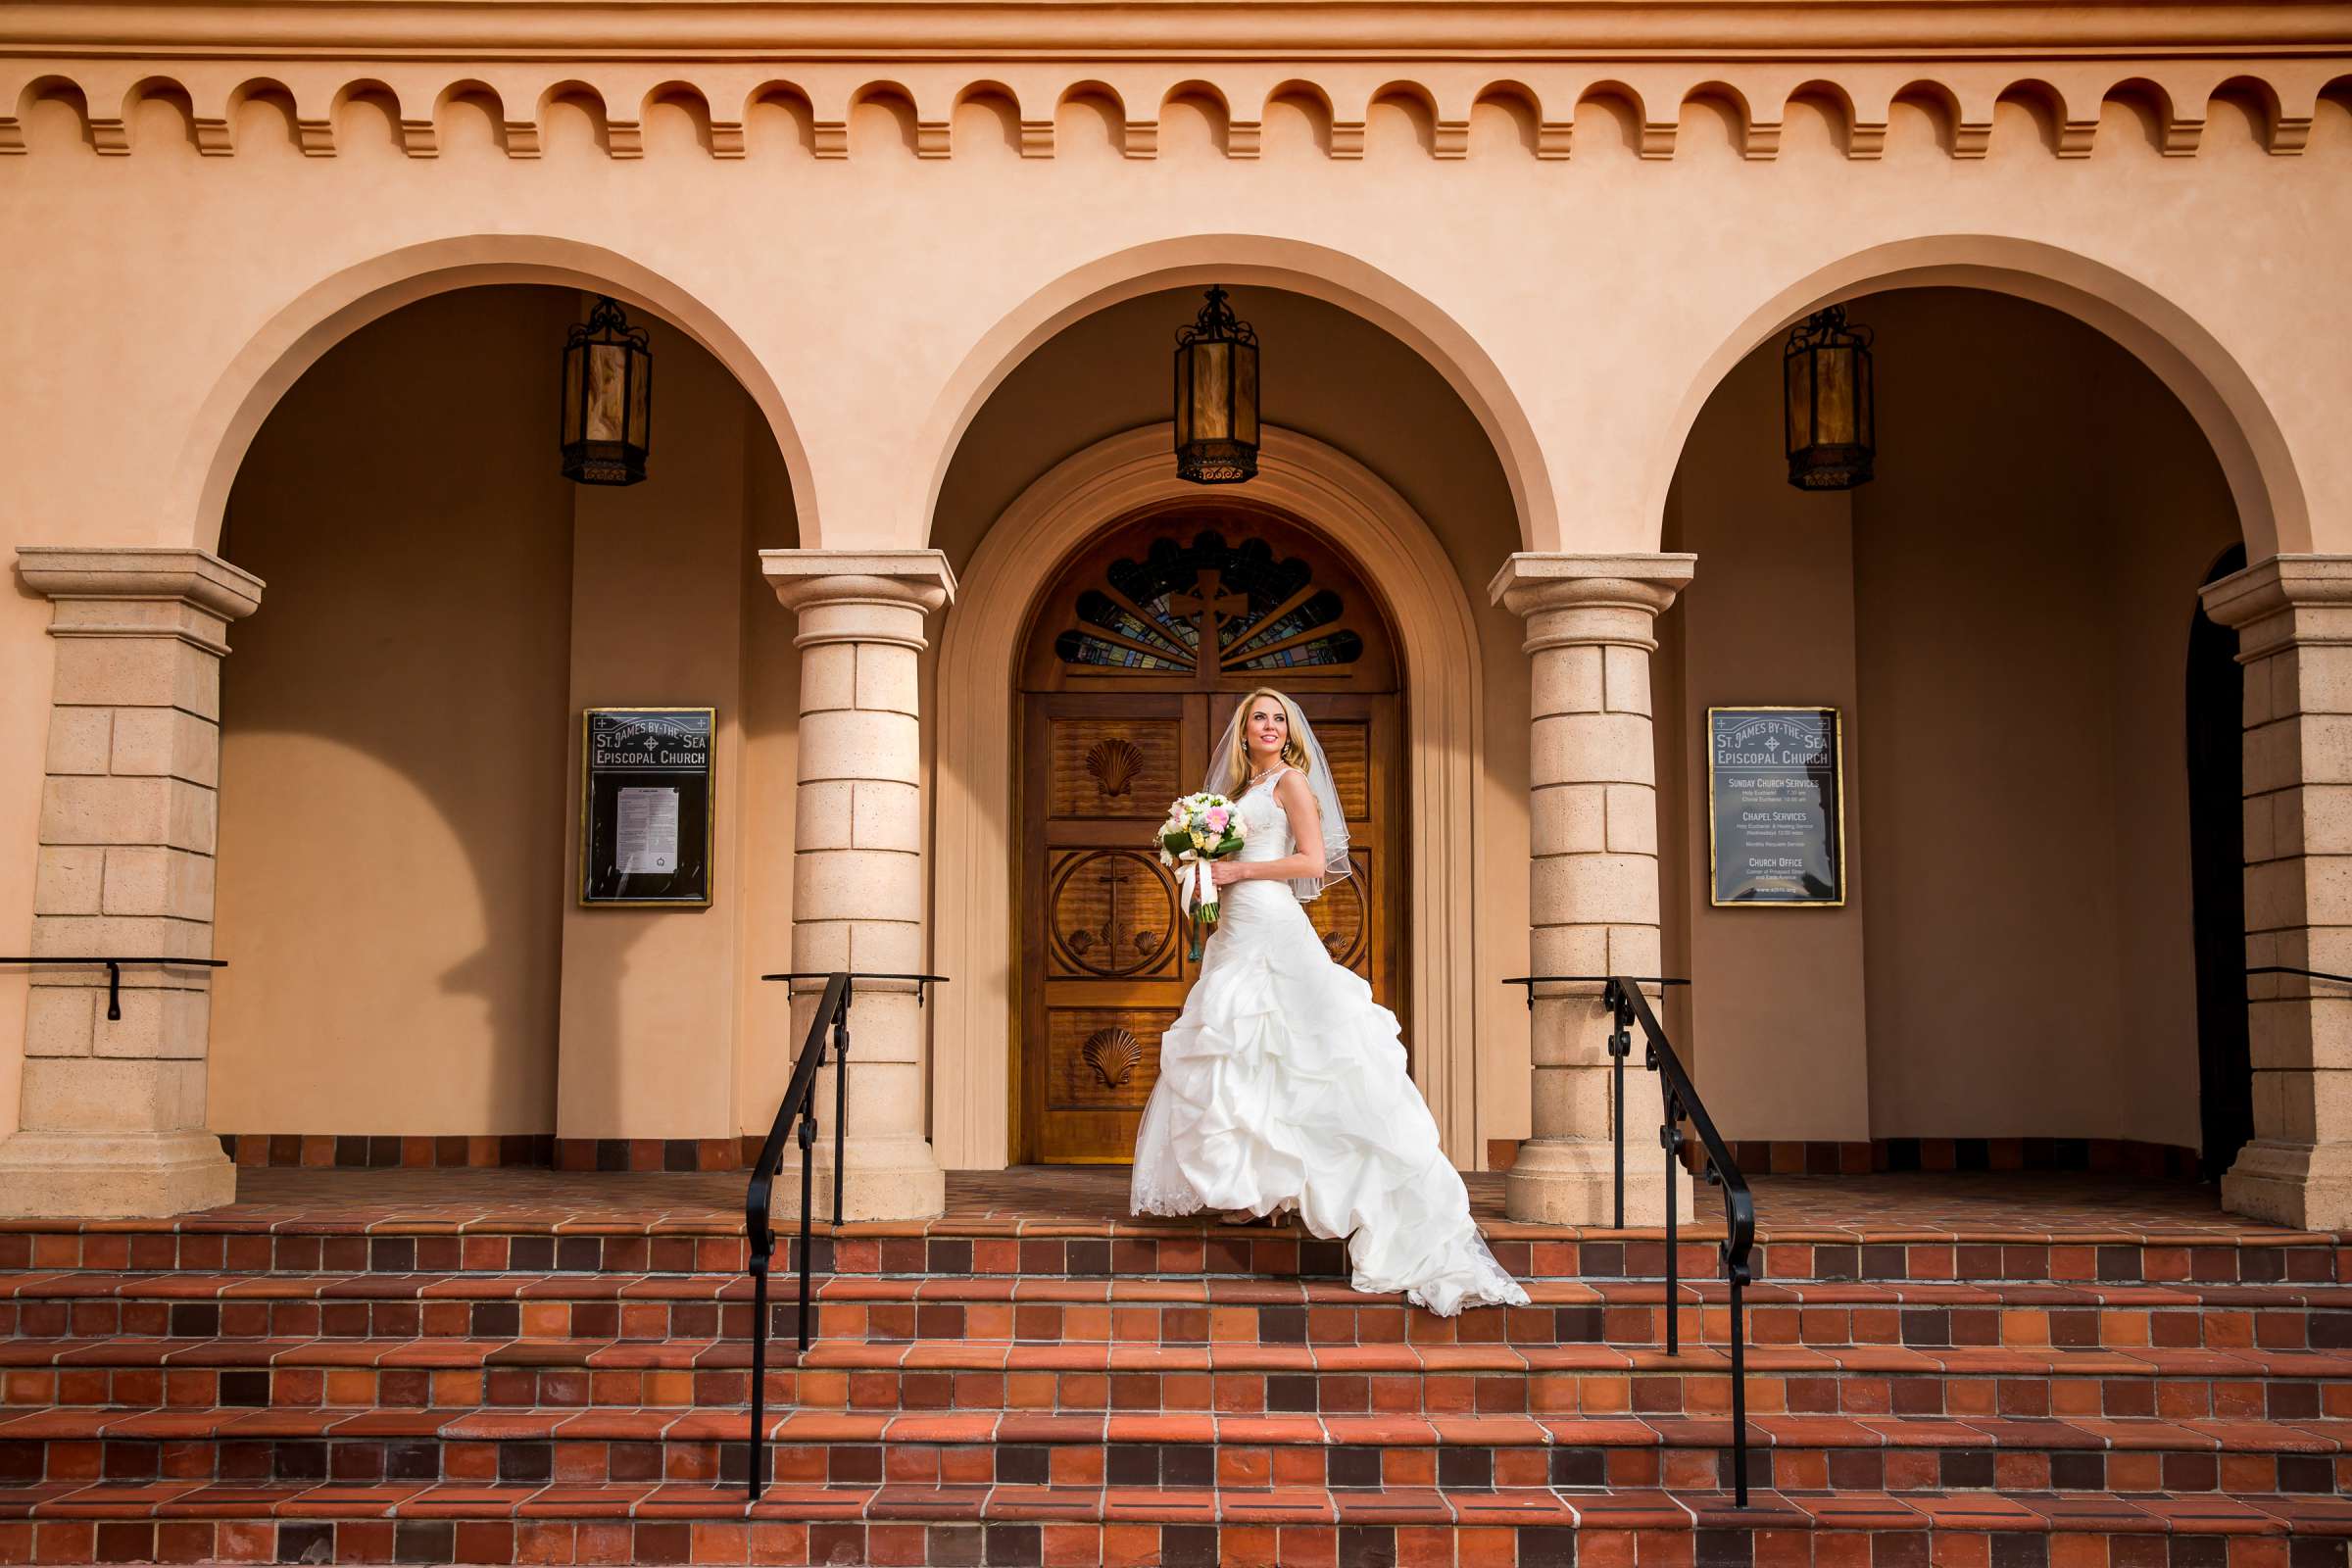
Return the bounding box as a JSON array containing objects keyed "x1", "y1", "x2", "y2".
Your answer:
[
  {"x1": 1706, "y1": 706, "x2": 1845, "y2": 907},
  {"x1": 580, "y1": 708, "x2": 714, "y2": 907}
]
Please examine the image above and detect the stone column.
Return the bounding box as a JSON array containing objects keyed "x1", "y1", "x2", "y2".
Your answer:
[
  {"x1": 2203, "y1": 554, "x2": 2352, "y2": 1229},
  {"x1": 0, "y1": 548, "x2": 263, "y2": 1217},
  {"x1": 1491, "y1": 553, "x2": 1696, "y2": 1226},
  {"x1": 760, "y1": 549, "x2": 953, "y2": 1221}
]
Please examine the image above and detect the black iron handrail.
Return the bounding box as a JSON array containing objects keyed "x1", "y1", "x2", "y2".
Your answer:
[
  {"x1": 1502, "y1": 974, "x2": 1689, "y2": 1010},
  {"x1": 760, "y1": 970, "x2": 950, "y2": 1005},
  {"x1": 1509, "y1": 973, "x2": 1757, "y2": 1506},
  {"x1": 2248, "y1": 965, "x2": 2352, "y2": 987},
  {"x1": 742, "y1": 969, "x2": 950, "y2": 1500},
  {"x1": 1607, "y1": 976, "x2": 1757, "y2": 1507},
  {"x1": 0, "y1": 956, "x2": 226, "y2": 1020},
  {"x1": 744, "y1": 971, "x2": 851, "y2": 1503}
]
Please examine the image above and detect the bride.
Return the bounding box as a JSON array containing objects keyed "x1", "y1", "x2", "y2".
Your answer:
[{"x1": 1130, "y1": 687, "x2": 1530, "y2": 1317}]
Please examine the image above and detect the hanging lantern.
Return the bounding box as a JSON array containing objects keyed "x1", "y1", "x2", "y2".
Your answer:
[
  {"x1": 561, "y1": 297, "x2": 654, "y2": 486},
  {"x1": 1172, "y1": 285, "x2": 1259, "y2": 485},
  {"x1": 1783, "y1": 306, "x2": 1875, "y2": 491}
]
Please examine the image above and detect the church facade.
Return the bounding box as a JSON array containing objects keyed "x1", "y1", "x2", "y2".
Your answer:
[{"x1": 3, "y1": 1, "x2": 2351, "y2": 1233}]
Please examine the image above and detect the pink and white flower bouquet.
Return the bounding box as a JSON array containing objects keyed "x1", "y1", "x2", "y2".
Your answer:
[{"x1": 1155, "y1": 792, "x2": 1250, "y2": 960}]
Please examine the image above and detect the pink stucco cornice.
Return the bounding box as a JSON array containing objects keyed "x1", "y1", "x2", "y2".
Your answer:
[{"x1": 5, "y1": 3, "x2": 2352, "y2": 60}]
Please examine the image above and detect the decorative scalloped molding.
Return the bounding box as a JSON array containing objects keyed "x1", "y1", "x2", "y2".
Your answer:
[{"x1": 1, "y1": 57, "x2": 2345, "y2": 163}]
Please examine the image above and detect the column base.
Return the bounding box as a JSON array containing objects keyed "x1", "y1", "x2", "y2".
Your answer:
[
  {"x1": 782, "y1": 1136, "x2": 947, "y2": 1222},
  {"x1": 0, "y1": 1130, "x2": 236, "y2": 1218},
  {"x1": 2221, "y1": 1138, "x2": 2352, "y2": 1231},
  {"x1": 1505, "y1": 1137, "x2": 1696, "y2": 1227}
]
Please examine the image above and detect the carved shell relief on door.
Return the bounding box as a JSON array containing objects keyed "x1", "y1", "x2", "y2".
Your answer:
[
  {"x1": 1080, "y1": 1028, "x2": 1142, "y2": 1090},
  {"x1": 1055, "y1": 529, "x2": 1365, "y2": 677},
  {"x1": 1085, "y1": 737, "x2": 1145, "y2": 798},
  {"x1": 1050, "y1": 717, "x2": 1182, "y2": 818}
]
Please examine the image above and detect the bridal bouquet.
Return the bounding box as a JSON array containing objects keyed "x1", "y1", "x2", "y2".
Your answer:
[{"x1": 1155, "y1": 793, "x2": 1249, "y2": 960}]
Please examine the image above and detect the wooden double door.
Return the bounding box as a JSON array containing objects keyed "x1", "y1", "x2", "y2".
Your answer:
[{"x1": 1016, "y1": 509, "x2": 1403, "y2": 1164}]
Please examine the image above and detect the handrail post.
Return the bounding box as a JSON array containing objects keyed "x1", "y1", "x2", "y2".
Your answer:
[
  {"x1": 1604, "y1": 979, "x2": 1631, "y2": 1231},
  {"x1": 832, "y1": 1008, "x2": 850, "y2": 1229},
  {"x1": 748, "y1": 1250, "x2": 769, "y2": 1500},
  {"x1": 796, "y1": 1108, "x2": 816, "y2": 1353},
  {"x1": 1662, "y1": 1092, "x2": 1681, "y2": 1357},
  {"x1": 1730, "y1": 1257, "x2": 1750, "y2": 1507}
]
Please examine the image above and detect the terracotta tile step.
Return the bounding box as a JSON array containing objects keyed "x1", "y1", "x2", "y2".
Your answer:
[
  {"x1": 1, "y1": 1481, "x2": 2351, "y2": 1568},
  {"x1": 8, "y1": 1341, "x2": 2348, "y2": 1422},
  {"x1": 7, "y1": 1336, "x2": 2349, "y2": 1379},
  {"x1": 8, "y1": 1224, "x2": 2339, "y2": 1286},
  {"x1": 19, "y1": 1297, "x2": 2340, "y2": 1354},
  {"x1": 8, "y1": 1274, "x2": 2345, "y2": 1354},
  {"x1": 4, "y1": 1405, "x2": 2350, "y2": 1495},
  {"x1": 13, "y1": 1276, "x2": 2352, "y2": 1315},
  {"x1": 0, "y1": 1516, "x2": 2344, "y2": 1568}
]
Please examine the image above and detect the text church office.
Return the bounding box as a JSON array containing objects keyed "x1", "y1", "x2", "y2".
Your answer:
[{"x1": 3, "y1": 2, "x2": 2352, "y2": 1562}]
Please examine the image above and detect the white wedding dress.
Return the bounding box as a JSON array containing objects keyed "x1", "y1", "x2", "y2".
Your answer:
[{"x1": 1130, "y1": 766, "x2": 1530, "y2": 1317}]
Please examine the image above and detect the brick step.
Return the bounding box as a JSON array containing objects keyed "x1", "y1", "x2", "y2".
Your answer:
[
  {"x1": 10, "y1": 1273, "x2": 2347, "y2": 1352},
  {"x1": 7, "y1": 1338, "x2": 2347, "y2": 1419},
  {"x1": 2, "y1": 1482, "x2": 2350, "y2": 1566},
  {"x1": 7, "y1": 1224, "x2": 2338, "y2": 1286},
  {"x1": 5, "y1": 1404, "x2": 2350, "y2": 1495}
]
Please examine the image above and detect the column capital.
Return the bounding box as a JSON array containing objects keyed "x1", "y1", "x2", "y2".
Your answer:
[
  {"x1": 2201, "y1": 554, "x2": 2352, "y2": 662},
  {"x1": 1488, "y1": 552, "x2": 1696, "y2": 654},
  {"x1": 18, "y1": 547, "x2": 264, "y2": 657},
  {"x1": 760, "y1": 549, "x2": 957, "y2": 652}
]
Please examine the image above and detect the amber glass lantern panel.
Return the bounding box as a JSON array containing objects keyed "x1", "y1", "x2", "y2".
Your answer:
[
  {"x1": 1783, "y1": 308, "x2": 1875, "y2": 492},
  {"x1": 562, "y1": 298, "x2": 654, "y2": 487}
]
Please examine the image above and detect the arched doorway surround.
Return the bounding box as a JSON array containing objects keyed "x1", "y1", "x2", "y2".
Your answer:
[
  {"x1": 172, "y1": 233, "x2": 817, "y2": 554},
  {"x1": 931, "y1": 425, "x2": 1486, "y2": 1170},
  {"x1": 1647, "y1": 235, "x2": 2307, "y2": 559},
  {"x1": 1015, "y1": 509, "x2": 1405, "y2": 1163}
]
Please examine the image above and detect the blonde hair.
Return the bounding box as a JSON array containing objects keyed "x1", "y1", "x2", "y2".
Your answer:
[{"x1": 1221, "y1": 687, "x2": 1315, "y2": 790}]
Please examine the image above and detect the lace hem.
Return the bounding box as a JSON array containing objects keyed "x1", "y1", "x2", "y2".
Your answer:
[{"x1": 1129, "y1": 1174, "x2": 1206, "y2": 1217}]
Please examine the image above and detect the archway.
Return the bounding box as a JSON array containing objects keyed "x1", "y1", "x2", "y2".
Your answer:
[
  {"x1": 208, "y1": 281, "x2": 804, "y2": 1163},
  {"x1": 1014, "y1": 504, "x2": 1403, "y2": 1163},
  {"x1": 1654, "y1": 284, "x2": 2244, "y2": 1179},
  {"x1": 930, "y1": 426, "x2": 1489, "y2": 1171}
]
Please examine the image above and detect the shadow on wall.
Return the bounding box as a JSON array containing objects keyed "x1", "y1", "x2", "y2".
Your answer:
[{"x1": 209, "y1": 284, "x2": 801, "y2": 1147}]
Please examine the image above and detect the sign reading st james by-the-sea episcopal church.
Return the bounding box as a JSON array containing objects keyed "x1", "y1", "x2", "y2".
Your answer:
[
  {"x1": 580, "y1": 708, "x2": 715, "y2": 907},
  {"x1": 1707, "y1": 707, "x2": 1844, "y2": 907}
]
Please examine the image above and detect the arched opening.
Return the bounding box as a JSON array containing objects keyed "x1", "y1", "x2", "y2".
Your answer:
[
  {"x1": 1012, "y1": 504, "x2": 1404, "y2": 1163},
  {"x1": 924, "y1": 280, "x2": 1519, "y2": 1174},
  {"x1": 207, "y1": 283, "x2": 804, "y2": 1165},
  {"x1": 1656, "y1": 286, "x2": 2242, "y2": 1178}
]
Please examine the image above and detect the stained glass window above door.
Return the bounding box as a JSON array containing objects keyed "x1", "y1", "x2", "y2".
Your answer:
[{"x1": 1054, "y1": 529, "x2": 1366, "y2": 677}]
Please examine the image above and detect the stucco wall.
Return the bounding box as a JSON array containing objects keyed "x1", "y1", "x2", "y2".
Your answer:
[
  {"x1": 1660, "y1": 287, "x2": 2237, "y2": 1149},
  {"x1": 209, "y1": 288, "x2": 799, "y2": 1138}
]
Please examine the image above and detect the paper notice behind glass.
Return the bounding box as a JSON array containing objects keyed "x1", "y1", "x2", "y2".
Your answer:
[{"x1": 616, "y1": 786, "x2": 681, "y2": 874}]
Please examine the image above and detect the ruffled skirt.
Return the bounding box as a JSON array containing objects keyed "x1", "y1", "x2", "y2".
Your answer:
[{"x1": 1128, "y1": 883, "x2": 1529, "y2": 1317}]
